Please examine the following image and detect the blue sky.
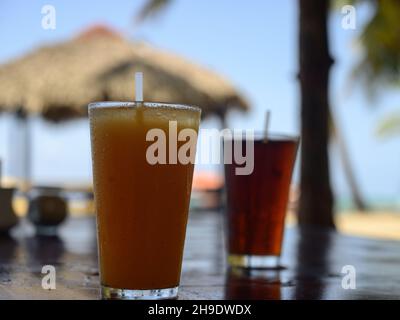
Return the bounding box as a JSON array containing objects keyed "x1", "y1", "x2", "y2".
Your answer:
[{"x1": 0, "y1": 0, "x2": 399, "y2": 204}]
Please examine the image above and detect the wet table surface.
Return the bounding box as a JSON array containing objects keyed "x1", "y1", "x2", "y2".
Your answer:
[{"x1": 1, "y1": 211, "x2": 400, "y2": 300}]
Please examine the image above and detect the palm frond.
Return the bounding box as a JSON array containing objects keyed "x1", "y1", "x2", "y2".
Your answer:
[
  {"x1": 352, "y1": 0, "x2": 400, "y2": 89},
  {"x1": 135, "y1": 0, "x2": 172, "y2": 24},
  {"x1": 376, "y1": 112, "x2": 400, "y2": 138}
]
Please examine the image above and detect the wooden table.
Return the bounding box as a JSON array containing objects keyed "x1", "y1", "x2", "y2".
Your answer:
[{"x1": 1, "y1": 211, "x2": 400, "y2": 299}]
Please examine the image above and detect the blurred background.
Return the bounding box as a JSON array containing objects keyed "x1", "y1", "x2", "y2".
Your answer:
[{"x1": 0, "y1": 0, "x2": 399, "y2": 239}]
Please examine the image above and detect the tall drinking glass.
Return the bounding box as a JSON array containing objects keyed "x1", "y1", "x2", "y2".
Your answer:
[
  {"x1": 224, "y1": 133, "x2": 298, "y2": 269},
  {"x1": 89, "y1": 102, "x2": 201, "y2": 299}
]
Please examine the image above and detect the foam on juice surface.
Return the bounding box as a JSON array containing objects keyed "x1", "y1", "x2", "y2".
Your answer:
[{"x1": 89, "y1": 104, "x2": 200, "y2": 130}]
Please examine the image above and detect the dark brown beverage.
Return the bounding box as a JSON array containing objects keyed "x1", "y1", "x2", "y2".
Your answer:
[{"x1": 224, "y1": 135, "x2": 298, "y2": 268}]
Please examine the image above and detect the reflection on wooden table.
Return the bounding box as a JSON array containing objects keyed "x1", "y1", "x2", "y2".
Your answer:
[{"x1": 1, "y1": 211, "x2": 400, "y2": 299}]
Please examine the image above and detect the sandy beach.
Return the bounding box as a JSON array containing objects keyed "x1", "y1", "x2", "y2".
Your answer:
[
  {"x1": 335, "y1": 210, "x2": 400, "y2": 240},
  {"x1": 286, "y1": 209, "x2": 400, "y2": 240}
]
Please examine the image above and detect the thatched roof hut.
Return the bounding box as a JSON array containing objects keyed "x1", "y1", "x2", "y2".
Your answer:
[{"x1": 0, "y1": 25, "x2": 249, "y2": 122}]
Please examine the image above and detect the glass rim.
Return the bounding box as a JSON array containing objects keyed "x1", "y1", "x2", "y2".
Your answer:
[
  {"x1": 222, "y1": 131, "x2": 300, "y2": 142},
  {"x1": 88, "y1": 101, "x2": 201, "y2": 113}
]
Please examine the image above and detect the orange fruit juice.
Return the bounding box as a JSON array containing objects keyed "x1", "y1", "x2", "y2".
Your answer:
[{"x1": 89, "y1": 102, "x2": 200, "y2": 291}]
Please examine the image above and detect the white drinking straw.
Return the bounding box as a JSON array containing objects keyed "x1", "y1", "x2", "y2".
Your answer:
[
  {"x1": 264, "y1": 110, "x2": 271, "y2": 143},
  {"x1": 135, "y1": 72, "x2": 143, "y2": 102}
]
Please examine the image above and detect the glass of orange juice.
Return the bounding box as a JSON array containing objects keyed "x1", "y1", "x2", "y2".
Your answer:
[{"x1": 89, "y1": 102, "x2": 201, "y2": 299}]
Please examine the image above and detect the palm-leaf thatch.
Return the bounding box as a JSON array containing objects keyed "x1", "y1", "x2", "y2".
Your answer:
[{"x1": 0, "y1": 25, "x2": 249, "y2": 122}]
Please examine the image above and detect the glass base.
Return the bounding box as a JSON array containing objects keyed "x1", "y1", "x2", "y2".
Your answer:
[
  {"x1": 228, "y1": 254, "x2": 281, "y2": 269},
  {"x1": 101, "y1": 285, "x2": 178, "y2": 300},
  {"x1": 35, "y1": 225, "x2": 59, "y2": 236}
]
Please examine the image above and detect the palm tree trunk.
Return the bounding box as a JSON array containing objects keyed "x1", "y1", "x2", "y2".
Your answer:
[
  {"x1": 329, "y1": 110, "x2": 367, "y2": 211},
  {"x1": 298, "y1": 0, "x2": 335, "y2": 228}
]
